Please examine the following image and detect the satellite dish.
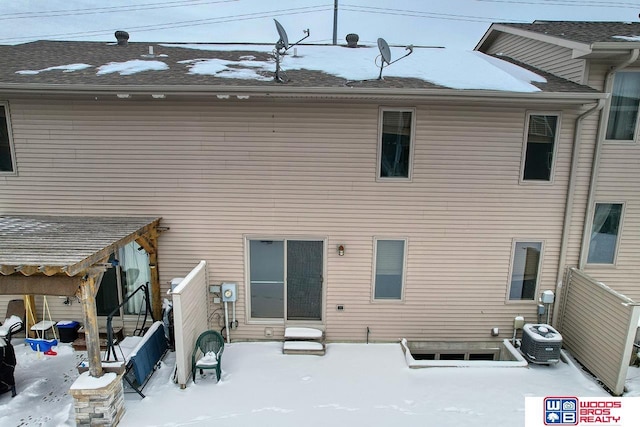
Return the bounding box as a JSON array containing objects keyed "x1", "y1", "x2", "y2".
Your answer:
[
  {"x1": 274, "y1": 19, "x2": 289, "y2": 51},
  {"x1": 272, "y1": 19, "x2": 310, "y2": 83},
  {"x1": 376, "y1": 38, "x2": 414, "y2": 80},
  {"x1": 377, "y1": 38, "x2": 392, "y2": 65}
]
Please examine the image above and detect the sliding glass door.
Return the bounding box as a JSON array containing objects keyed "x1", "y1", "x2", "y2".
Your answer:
[{"x1": 249, "y1": 239, "x2": 323, "y2": 321}]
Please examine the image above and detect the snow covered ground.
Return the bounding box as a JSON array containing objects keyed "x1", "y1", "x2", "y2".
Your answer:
[{"x1": 3, "y1": 338, "x2": 639, "y2": 427}]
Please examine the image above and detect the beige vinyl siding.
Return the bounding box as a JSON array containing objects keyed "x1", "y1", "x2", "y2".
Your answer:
[
  {"x1": 559, "y1": 268, "x2": 639, "y2": 395},
  {"x1": 484, "y1": 33, "x2": 586, "y2": 84},
  {"x1": 0, "y1": 98, "x2": 584, "y2": 342},
  {"x1": 172, "y1": 261, "x2": 208, "y2": 387},
  {"x1": 579, "y1": 61, "x2": 640, "y2": 301}
]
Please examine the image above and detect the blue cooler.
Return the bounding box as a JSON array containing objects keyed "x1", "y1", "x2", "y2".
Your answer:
[{"x1": 56, "y1": 320, "x2": 80, "y2": 343}]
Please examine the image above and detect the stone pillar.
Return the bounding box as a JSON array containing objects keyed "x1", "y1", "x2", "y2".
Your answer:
[{"x1": 70, "y1": 372, "x2": 125, "y2": 426}]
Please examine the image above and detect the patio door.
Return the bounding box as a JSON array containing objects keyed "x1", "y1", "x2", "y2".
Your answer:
[
  {"x1": 249, "y1": 239, "x2": 323, "y2": 321},
  {"x1": 287, "y1": 240, "x2": 323, "y2": 321}
]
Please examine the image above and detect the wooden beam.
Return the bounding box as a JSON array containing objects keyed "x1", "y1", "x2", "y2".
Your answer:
[
  {"x1": 135, "y1": 236, "x2": 155, "y2": 255},
  {"x1": 147, "y1": 232, "x2": 162, "y2": 321},
  {"x1": 0, "y1": 274, "x2": 82, "y2": 296},
  {"x1": 24, "y1": 295, "x2": 37, "y2": 338},
  {"x1": 65, "y1": 219, "x2": 161, "y2": 276},
  {"x1": 79, "y1": 274, "x2": 103, "y2": 378}
]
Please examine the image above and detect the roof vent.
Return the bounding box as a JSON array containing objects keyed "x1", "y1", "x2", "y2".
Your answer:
[
  {"x1": 346, "y1": 33, "x2": 359, "y2": 48},
  {"x1": 115, "y1": 31, "x2": 129, "y2": 46}
]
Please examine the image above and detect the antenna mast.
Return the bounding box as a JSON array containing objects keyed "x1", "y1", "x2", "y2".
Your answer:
[
  {"x1": 273, "y1": 19, "x2": 310, "y2": 83},
  {"x1": 333, "y1": 0, "x2": 338, "y2": 45}
]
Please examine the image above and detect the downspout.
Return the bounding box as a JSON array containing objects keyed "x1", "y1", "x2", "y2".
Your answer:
[
  {"x1": 578, "y1": 48, "x2": 639, "y2": 269},
  {"x1": 552, "y1": 98, "x2": 605, "y2": 326}
]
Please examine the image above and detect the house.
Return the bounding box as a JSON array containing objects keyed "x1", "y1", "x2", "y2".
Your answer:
[{"x1": 0, "y1": 23, "x2": 636, "y2": 354}]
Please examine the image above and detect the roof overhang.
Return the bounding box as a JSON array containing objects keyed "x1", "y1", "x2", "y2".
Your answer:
[
  {"x1": 476, "y1": 24, "x2": 640, "y2": 62},
  {"x1": 0, "y1": 83, "x2": 607, "y2": 105},
  {"x1": 475, "y1": 24, "x2": 591, "y2": 54},
  {"x1": 0, "y1": 215, "x2": 161, "y2": 287}
]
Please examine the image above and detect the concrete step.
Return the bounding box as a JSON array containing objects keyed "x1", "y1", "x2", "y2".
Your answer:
[
  {"x1": 283, "y1": 341, "x2": 325, "y2": 355},
  {"x1": 283, "y1": 327, "x2": 325, "y2": 355}
]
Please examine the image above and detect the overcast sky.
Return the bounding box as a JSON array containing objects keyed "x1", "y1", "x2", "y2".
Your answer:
[{"x1": 0, "y1": 0, "x2": 637, "y2": 49}]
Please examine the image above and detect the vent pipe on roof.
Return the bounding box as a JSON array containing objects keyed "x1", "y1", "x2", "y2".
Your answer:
[
  {"x1": 346, "y1": 33, "x2": 359, "y2": 48},
  {"x1": 115, "y1": 31, "x2": 129, "y2": 46}
]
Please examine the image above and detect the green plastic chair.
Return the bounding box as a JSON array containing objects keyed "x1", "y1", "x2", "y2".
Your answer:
[{"x1": 191, "y1": 330, "x2": 224, "y2": 383}]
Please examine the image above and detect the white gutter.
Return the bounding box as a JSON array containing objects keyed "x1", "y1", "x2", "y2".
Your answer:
[
  {"x1": 552, "y1": 98, "x2": 606, "y2": 326},
  {"x1": 0, "y1": 83, "x2": 607, "y2": 103},
  {"x1": 578, "y1": 48, "x2": 639, "y2": 270}
]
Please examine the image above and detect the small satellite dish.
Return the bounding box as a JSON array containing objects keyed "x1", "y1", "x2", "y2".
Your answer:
[
  {"x1": 377, "y1": 38, "x2": 392, "y2": 65},
  {"x1": 274, "y1": 19, "x2": 289, "y2": 51},
  {"x1": 376, "y1": 38, "x2": 414, "y2": 80},
  {"x1": 272, "y1": 19, "x2": 310, "y2": 83}
]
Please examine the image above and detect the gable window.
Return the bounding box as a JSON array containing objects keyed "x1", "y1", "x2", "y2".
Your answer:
[
  {"x1": 606, "y1": 71, "x2": 640, "y2": 142},
  {"x1": 378, "y1": 108, "x2": 415, "y2": 180},
  {"x1": 0, "y1": 102, "x2": 16, "y2": 173},
  {"x1": 522, "y1": 113, "x2": 559, "y2": 182},
  {"x1": 373, "y1": 239, "x2": 406, "y2": 300},
  {"x1": 587, "y1": 203, "x2": 623, "y2": 264},
  {"x1": 508, "y1": 241, "x2": 543, "y2": 301}
]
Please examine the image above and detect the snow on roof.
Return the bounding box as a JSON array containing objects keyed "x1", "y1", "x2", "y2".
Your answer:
[
  {"x1": 15, "y1": 63, "x2": 92, "y2": 75},
  {"x1": 612, "y1": 35, "x2": 640, "y2": 42},
  {"x1": 8, "y1": 42, "x2": 550, "y2": 92},
  {"x1": 96, "y1": 59, "x2": 169, "y2": 76},
  {"x1": 161, "y1": 43, "x2": 546, "y2": 92}
]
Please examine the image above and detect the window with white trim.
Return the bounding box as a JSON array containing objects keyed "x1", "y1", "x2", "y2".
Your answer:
[
  {"x1": 0, "y1": 102, "x2": 16, "y2": 174},
  {"x1": 378, "y1": 108, "x2": 415, "y2": 180},
  {"x1": 606, "y1": 71, "x2": 640, "y2": 142},
  {"x1": 587, "y1": 203, "x2": 623, "y2": 264},
  {"x1": 373, "y1": 239, "x2": 406, "y2": 300},
  {"x1": 522, "y1": 113, "x2": 559, "y2": 182},
  {"x1": 508, "y1": 241, "x2": 543, "y2": 301}
]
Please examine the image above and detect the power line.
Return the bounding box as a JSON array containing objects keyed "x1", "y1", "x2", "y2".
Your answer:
[
  {"x1": 341, "y1": 5, "x2": 529, "y2": 23},
  {"x1": 474, "y1": 0, "x2": 639, "y2": 8},
  {"x1": 0, "y1": 0, "x2": 238, "y2": 20},
  {"x1": 0, "y1": 5, "x2": 332, "y2": 43}
]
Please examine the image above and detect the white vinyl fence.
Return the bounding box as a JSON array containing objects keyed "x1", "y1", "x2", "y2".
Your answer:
[
  {"x1": 171, "y1": 260, "x2": 209, "y2": 388},
  {"x1": 558, "y1": 268, "x2": 640, "y2": 395}
]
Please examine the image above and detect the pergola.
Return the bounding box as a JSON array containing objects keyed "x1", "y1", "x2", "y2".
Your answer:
[{"x1": 0, "y1": 215, "x2": 163, "y2": 377}]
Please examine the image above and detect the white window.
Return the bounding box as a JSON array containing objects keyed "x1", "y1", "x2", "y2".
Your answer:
[
  {"x1": 606, "y1": 71, "x2": 640, "y2": 142},
  {"x1": 0, "y1": 102, "x2": 16, "y2": 174},
  {"x1": 508, "y1": 241, "x2": 543, "y2": 301},
  {"x1": 378, "y1": 108, "x2": 415, "y2": 180},
  {"x1": 522, "y1": 113, "x2": 559, "y2": 182},
  {"x1": 373, "y1": 239, "x2": 406, "y2": 300},
  {"x1": 587, "y1": 203, "x2": 623, "y2": 264}
]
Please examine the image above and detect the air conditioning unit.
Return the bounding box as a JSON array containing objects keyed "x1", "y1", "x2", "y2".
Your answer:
[{"x1": 521, "y1": 323, "x2": 562, "y2": 364}]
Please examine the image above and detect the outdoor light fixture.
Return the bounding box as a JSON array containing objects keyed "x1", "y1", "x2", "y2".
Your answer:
[
  {"x1": 337, "y1": 244, "x2": 345, "y2": 256},
  {"x1": 116, "y1": 93, "x2": 130, "y2": 99}
]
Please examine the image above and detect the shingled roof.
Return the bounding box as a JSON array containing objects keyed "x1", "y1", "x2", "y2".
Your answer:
[
  {"x1": 497, "y1": 21, "x2": 640, "y2": 45},
  {"x1": 0, "y1": 40, "x2": 600, "y2": 96}
]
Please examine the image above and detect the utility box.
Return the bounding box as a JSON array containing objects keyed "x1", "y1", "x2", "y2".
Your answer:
[
  {"x1": 56, "y1": 320, "x2": 80, "y2": 343},
  {"x1": 221, "y1": 282, "x2": 237, "y2": 302}
]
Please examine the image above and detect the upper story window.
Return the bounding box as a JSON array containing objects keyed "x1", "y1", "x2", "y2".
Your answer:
[
  {"x1": 522, "y1": 113, "x2": 559, "y2": 182},
  {"x1": 606, "y1": 71, "x2": 640, "y2": 142},
  {"x1": 378, "y1": 108, "x2": 415, "y2": 180},
  {"x1": 587, "y1": 203, "x2": 623, "y2": 265},
  {"x1": 0, "y1": 102, "x2": 16, "y2": 174}
]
